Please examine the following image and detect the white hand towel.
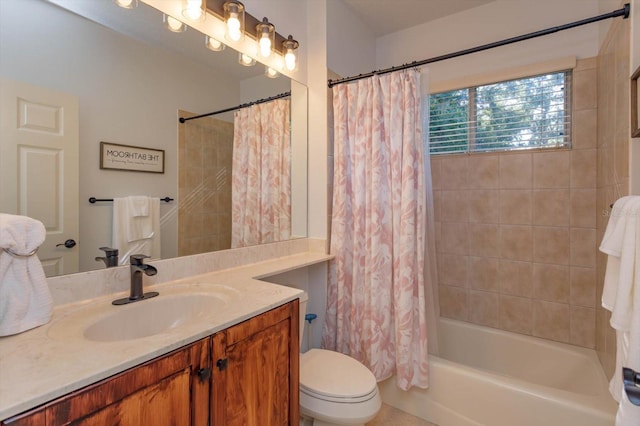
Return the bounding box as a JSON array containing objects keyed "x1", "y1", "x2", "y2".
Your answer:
[
  {"x1": 113, "y1": 197, "x2": 161, "y2": 265},
  {"x1": 127, "y1": 196, "x2": 150, "y2": 217},
  {"x1": 0, "y1": 213, "x2": 53, "y2": 336},
  {"x1": 599, "y1": 196, "x2": 640, "y2": 426}
]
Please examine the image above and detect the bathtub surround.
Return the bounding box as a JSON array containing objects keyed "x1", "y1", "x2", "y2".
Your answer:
[
  {"x1": 596, "y1": 10, "x2": 630, "y2": 379},
  {"x1": 434, "y1": 57, "x2": 598, "y2": 348},
  {"x1": 324, "y1": 69, "x2": 431, "y2": 390}
]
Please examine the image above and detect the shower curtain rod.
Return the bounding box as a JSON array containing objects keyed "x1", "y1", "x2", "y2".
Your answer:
[
  {"x1": 178, "y1": 91, "x2": 291, "y2": 123},
  {"x1": 327, "y1": 3, "x2": 630, "y2": 88}
]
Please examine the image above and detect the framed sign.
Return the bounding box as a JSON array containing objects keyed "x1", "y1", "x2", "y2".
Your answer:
[
  {"x1": 100, "y1": 142, "x2": 164, "y2": 173},
  {"x1": 632, "y1": 65, "x2": 640, "y2": 138}
]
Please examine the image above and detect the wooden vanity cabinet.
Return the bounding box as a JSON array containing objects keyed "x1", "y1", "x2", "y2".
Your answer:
[
  {"x1": 3, "y1": 338, "x2": 211, "y2": 426},
  {"x1": 2, "y1": 300, "x2": 299, "y2": 426},
  {"x1": 212, "y1": 300, "x2": 299, "y2": 426}
]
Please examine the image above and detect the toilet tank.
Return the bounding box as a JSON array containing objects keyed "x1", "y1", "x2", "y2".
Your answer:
[{"x1": 299, "y1": 292, "x2": 308, "y2": 350}]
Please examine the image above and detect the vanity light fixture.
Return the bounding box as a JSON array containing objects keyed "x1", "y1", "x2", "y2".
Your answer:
[
  {"x1": 114, "y1": 0, "x2": 138, "y2": 8},
  {"x1": 224, "y1": 1, "x2": 245, "y2": 42},
  {"x1": 282, "y1": 35, "x2": 299, "y2": 71},
  {"x1": 182, "y1": 0, "x2": 206, "y2": 21},
  {"x1": 163, "y1": 14, "x2": 187, "y2": 32},
  {"x1": 239, "y1": 53, "x2": 256, "y2": 66},
  {"x1": 205, "y1": 35, "x2": 225, "y2": 52},
  {"x1": 256, "y1": 17, "x2": 275, "y2": 58},
  {"x1": 265, "y1": 66, "x2": 279, "y2": 78}
]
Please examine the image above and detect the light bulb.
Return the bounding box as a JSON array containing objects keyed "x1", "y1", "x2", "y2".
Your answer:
[
  {"x1": 239, "y1": 53, "x2": 255, "y2": 66},
  {"x1": 164, "y1": 15, "x2": 185, "y2": 32},
  {"x1": 114, "y1": 0, "x2": 137, "y2": 9},
  {"x1": 205, "y1": 36, "x2": 224, "y2": 52},
  {"x1": 285, "y1": 52, "x2": 296, "y2": 71},
  {"x1": 183, "y1": 0, "x2": 204, "y2": 20},
  {"x1": 259, "y1": 36, "x2": 272, "y2": 58},
  {"x1": 227, "y1": 15, "x2": 241, "y2": 41},
  {"x1": 265, "y1": 67, "x2": 278, "y2": 78}
]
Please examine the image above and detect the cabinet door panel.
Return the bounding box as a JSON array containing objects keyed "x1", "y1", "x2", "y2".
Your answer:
[{"x1": 73, "y1": 369, "x2": 191, "y2": 426}]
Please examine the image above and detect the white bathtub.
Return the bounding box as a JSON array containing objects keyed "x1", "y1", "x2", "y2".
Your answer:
[{"x1": 379, "y1": 318, "x2": 617, "y2": 426}]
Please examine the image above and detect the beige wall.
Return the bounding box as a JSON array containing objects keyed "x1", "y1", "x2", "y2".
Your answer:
[
  {"x1": 596, "y1": 15, "x2": 630, "y2": 376},
  {"x1": 178, "y1": 114, "x2": 233, "y2": 256},
  {"x1": 434, "y1": 58, "x2": 598, "y2": 348}
]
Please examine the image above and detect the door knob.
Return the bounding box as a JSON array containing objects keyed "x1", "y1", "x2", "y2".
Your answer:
[{"x1": 56, "y1": 239, "x2": 76, "y2": 248}]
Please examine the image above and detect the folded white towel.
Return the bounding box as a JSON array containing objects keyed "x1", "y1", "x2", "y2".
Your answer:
[
  {"x1": 113, "y1": 197, "x2": 161, "y2": 265},
  {"x1": 127, "y1": 196, "x2": 150, "y2": 217},
  {"x1": 0, "y1": 213, "x2": 53, "y2": 336},
  {"x1": 599, "y1": 196, "x2": 640, "y2": 426}
]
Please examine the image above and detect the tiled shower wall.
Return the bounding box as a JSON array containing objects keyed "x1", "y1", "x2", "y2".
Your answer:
[
  {"x1": 434, "y1": 58, "x2": 598, "y2": 348},
  {"x1": 178, "y1": 112, "x2": 233, "y2": 256},
  {"x1": 596, "y1": 15, "x2": 630, "y2": 376}
]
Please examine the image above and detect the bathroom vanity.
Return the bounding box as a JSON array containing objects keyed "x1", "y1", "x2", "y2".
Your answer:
[
  {"x1": 0, "y1": 249, "x2": 330, "y2": 425},
  {"x1": 2, "y1": 301, "x2": 298, "y2": 426}
]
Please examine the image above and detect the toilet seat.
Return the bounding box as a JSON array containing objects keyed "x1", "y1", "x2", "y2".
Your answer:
[{"x1": 300, "y1": 349, "x2": 378, "y2": 403}]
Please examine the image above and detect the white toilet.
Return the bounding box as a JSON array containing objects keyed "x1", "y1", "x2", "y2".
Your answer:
[{"x1": 298, "y1": 295, "x2": 381, "y2": 426}]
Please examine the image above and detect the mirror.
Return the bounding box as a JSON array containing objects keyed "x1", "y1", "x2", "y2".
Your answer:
[{"x1": 0, "y1": 0, "x2": 308, "y2": 276}]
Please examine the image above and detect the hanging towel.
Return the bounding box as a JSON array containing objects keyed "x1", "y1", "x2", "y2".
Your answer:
[
  {"x1": 112, "y1": 196, "x2": 161, "y2": 265},
  {"x1": 0, "y1": 213, "x2": 53, "y2": 336},
  {"x1": 600, "y1": 196, "x2": 640, "y2": 426}
]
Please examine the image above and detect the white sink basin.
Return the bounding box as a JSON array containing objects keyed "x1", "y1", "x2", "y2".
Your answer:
[
  {"x1": 83, "y1": 293, "x2": 226, "y2": 341},
  {"x1": 48, "y1": 285, "x2": 242, "y2": 342}
]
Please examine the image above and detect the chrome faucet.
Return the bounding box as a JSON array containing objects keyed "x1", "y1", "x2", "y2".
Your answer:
[{"x1": 112, "y1": 254, "x2": 159, "y2": 305}]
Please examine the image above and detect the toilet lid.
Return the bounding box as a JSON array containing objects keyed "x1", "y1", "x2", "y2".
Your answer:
[{"x1": 300, "y1": 349, "x2": 377, "y2": 400}]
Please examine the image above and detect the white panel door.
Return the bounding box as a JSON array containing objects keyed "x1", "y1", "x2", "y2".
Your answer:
[{"x1": 0, "y1": 77, "x2": 79, "y2": 276}]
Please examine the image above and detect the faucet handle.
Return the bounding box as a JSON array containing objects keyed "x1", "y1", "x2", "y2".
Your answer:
[
  {"x1": 130, "y1": 254, "x2": 150, "y2": 265},
  {"x1": 99, "y1": 246, "x2": 119, "y2": 257}
]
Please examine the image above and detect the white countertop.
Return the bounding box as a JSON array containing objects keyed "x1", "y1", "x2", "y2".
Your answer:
[{"x1": 0, "y1": 252, "x2": 331, "y2": 421}]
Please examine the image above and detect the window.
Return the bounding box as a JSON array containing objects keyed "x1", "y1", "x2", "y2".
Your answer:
[{"x1": 428, "y1": 71, "x2": 572, "y2": 154}]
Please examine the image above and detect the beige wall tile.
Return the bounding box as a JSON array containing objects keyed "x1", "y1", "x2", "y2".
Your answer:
[
  {"x1": 469, "y1": 256, "x2": 499, "y2": 292},
  {"x1": 570, "y1": 189, "x2": 596, "y2": 228},
  {"x1": 572, "y1": 109, "x2": 597, "y2": 150},
  {"x1": 440, "y1": 222, "x2": 469, "y2": 254},
  {"x1": 469, "y1": 290, "x2": 499, "y2": 327},
  {"x1": 433, "y1": 190, "x2": 442, "y2": 222},
  {"x1": 499, "y1": 153, "x2": 532, "y2": 189},
  {"x1": 440, "y1": 285, "x2": 468, "y2": 321},
  {"x1": 570, "y1": 228, "x2": 597, "y2": 268},
  {"x1": 440, "y1": 190, "x2": 469, "y2": 222},
  {"x1": 533, "y1": 263, "x2": 569, "y2": 303},
  {"x1": 499, "y1": 225, "x2": 533, "y2": 261},
  {"x1": 438, "y1": 254, "x2": 469, "y2": 288},
  {"x1": 500, "y1": 190, "x2": 532, "y2": 225},
  {"x1": 533, "y1": 227, "x2": 570, "y2": 265},
  {"x1": 469, "y1": 224, "x2": 500, "y2": 257},
  {"x1": 499, "y1": 295, "x2": 532, "y2": 335},
  {"x1": 468, "y1": 190, "x2": 499, "y2": 223},
  {"x1": 533, "y1": 150, "x2": 570, "y2": 189},
  {"x1": 533, "y1": 300, "x2": 570, "y2": 343},
  {"x1": 430, "y1": 158, "x2": 442, "y2": 190},
  {"x1": 570, "y1": 267, "x2": 596, "y2": 308},
  {"x1": 468, "y1": 155, "x2": 500, "y2": 188},
  {"x1": 441, "y1": 155, "x2": 468, "y2": 189},
  {"x1": 498, "y1": 260, "x2": 532, "y2": 297},
  {"x1": 570, "y1": 307, "x2": 596, "y2": 348},
  {"x1": 571, "y1": 149, "x2": 597, "y2": 188},
  {"x1": 532, "y1": 189, "x2": 570, "y2": 226},
  {"x1": 573, "y1": 68, "x2": 597, "y2": 110}
]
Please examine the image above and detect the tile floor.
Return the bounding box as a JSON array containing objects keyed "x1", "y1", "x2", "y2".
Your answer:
[{"x1": 366, "y1": 404, "x2": 438, "y2": 426}]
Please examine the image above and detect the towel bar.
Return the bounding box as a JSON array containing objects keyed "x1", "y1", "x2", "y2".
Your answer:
[{"x1": 2, "y1": 247, "x2": 39, "y2": 257}]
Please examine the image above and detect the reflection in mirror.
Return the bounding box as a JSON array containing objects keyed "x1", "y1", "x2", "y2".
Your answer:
[{"x1": 0, "y1": 0, "x2": 307, "y2": 277}]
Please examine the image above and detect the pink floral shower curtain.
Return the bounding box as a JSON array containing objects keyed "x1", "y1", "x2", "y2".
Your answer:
[
  {"x1": 322, "y1": 69, "x2": 430, "y2": 390},
  {"x1": 231, "y1": 98, "x2": 291, "y2": 248}
]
